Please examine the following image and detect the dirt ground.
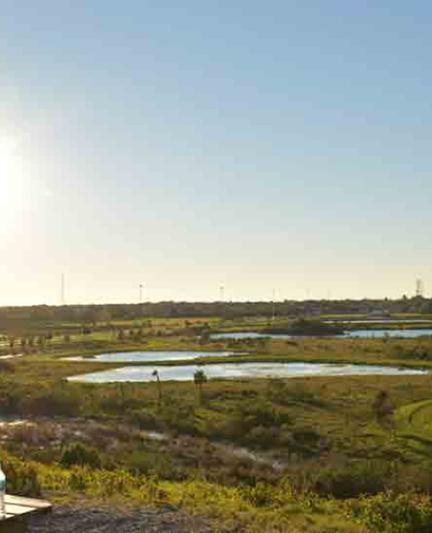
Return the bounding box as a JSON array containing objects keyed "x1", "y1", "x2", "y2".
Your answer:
[{"x1": 28, "y1": 504, "x2": 216, "y2": 532}]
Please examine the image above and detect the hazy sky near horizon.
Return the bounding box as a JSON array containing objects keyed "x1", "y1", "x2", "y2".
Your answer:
[{"x1": 1, "y1": 1, "x2": 432, "y2": 305}]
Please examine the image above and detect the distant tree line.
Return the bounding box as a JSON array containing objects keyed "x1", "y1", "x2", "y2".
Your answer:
[{"x1": 0, "y1": 295, "x2": 431, "y2": 335}]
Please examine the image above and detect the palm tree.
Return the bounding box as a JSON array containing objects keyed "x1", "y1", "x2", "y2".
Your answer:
[
  {"x1": 194, "y1": 369, "x2": 208, "y2": 403},
  {"x1": 372, "y1": 390, "x2": 394, "y2": 431},
  {"x1": 152, "y1": 369, "x2": 162, "y2": 405}
]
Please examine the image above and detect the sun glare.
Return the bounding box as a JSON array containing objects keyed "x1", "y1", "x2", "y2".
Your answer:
[
  {"x1": 0, "y1": 136, "x2": 19, "y2": 177},
  {"x1": 0, "y1": 136, "x2": 24, "y2": 219}
]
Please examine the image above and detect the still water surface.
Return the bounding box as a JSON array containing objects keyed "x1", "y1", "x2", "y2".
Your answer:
[
  {"x1": 344, "y1": 329, "x2": 432, "y2": 338},
  {"x1": 211, "y1": 332, "x2": 290, "y2": 340},
  {"x1": 68, "y1": 362, "x2": 426, "y2": 383},
  {"x1": 211, "y1": 329, "x2": 432, "y2": 340}
]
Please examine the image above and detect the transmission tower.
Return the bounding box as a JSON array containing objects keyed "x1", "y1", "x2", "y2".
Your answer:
[
  {"x1": 219, "y1": 285, "x2": 225, "y2": 302},
  {"x1": 272, "y1": 288, "x2": 276, "y2": 321},
  {"x1": 416, "y1": 278, "x2": 424, "y2": 297},
  {"x1": 60, "y1": 273, "x2": 66, "y2": 305}
]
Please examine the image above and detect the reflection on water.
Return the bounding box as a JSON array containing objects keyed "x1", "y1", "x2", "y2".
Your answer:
[
  {"x1": 211, "y1": 329, "x2": 432, "y2": 340},
  {"x1": 344, "y1": 329, "x2": 432, "y2": 338},
  {"x1": 68, "y1": 362, "x2": 426, "y2": 383},
  {"x1": 325, "y1": 319, "x2": 432, "y2": 324},
  {"x1": 211, "y1": 332, "x2": 291, "y2": 340}
]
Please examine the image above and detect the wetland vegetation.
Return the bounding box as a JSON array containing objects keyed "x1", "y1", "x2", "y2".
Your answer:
[{"x1": 2, "y1": 302, "x2": 432, "y2": 530}]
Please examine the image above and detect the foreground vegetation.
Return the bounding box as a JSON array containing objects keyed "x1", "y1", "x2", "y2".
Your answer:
[{"x1": 4, "y1": 442, "x2": 432, "y2": 532}]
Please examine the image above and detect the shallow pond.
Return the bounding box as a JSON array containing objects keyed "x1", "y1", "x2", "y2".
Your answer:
[
  {"x1": 64, "y1": 350, "x2": 241, "y2": 363},
  {"x1": 211, "y1": 332, "x2": 292, "y2": 340},
  {"x1": 325, "y1": 319, "x2": 432, "y2": 324},
  {"x1": 211, "y1": 329, "x2": 432, "y2": 340},
  {"x1": 344, "y1": 329, "x2": 432, "y2": 338},
  {"x1": 68, "y1": 362, "x2": 426, "y2": 383}
]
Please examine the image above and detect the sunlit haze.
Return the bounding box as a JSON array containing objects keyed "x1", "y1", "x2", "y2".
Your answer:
[{"x1": 1, "y1": 1, "x2": 432, "y2": 305}]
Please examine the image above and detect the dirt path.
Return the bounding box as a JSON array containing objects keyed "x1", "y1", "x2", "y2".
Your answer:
[{"x1": 28, "y1": 504, "x2": 216, "y2": 532}]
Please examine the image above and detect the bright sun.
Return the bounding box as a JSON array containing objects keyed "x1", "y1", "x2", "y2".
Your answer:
[{"x1": 0, "y1": 136, "x2": 23, "y2": 215}]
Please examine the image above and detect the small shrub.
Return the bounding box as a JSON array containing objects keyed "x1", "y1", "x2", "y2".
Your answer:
[
  {"x1": 68, "y1": 469, "x2": 89, "y2": 491},
  {"x1": 241, "y1": 482, "x2": 275, "y2": 507},
  {"x1": 313, "y1": 461, "x2": 389, "y2": 498},
  {"x1": 61, "y1": 443, "x2": 101, "y2": 469}
]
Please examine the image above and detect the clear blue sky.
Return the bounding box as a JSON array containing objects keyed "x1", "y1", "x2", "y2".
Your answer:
[{"x1": 1, "y1": 1, "x2": 431, "y2": 305}]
